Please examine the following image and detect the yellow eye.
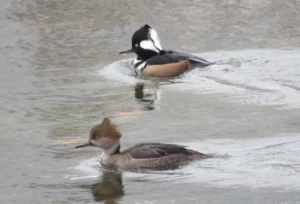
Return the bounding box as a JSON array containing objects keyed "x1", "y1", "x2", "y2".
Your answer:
[{"x1": 135, "y1": 43, "x2": 139, "y2": 48}]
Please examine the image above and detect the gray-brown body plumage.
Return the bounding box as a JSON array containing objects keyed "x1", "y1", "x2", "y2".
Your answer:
[
  {"x1": 103, "y1": 143, "x2": 214, "y2": 170},
  {"x1": 75, "y1": 118, "x2": 215, "y2": 171}
]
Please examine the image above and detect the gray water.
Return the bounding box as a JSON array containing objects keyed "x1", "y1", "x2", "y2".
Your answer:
[{"x1": 1, "y1": 0, "x2": 300, "y2": 203}]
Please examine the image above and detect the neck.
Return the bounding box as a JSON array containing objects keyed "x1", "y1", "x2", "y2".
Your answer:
[
  {"x1": 103, "y1": 141, "x2": 120, "y2": 156},
  {"x1": 136, "y1": 49, "x2": 161, "y2": 61},
  {"x1": 101, "y1": 142, "x2": 120, "y2": 162}
]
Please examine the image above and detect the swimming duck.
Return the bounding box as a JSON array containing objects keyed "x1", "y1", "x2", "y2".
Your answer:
[
  {"x1": 119, "y1": 24, "x2": 214, "y2": 77},
  {"x1": 75, "y1": 118, "x2": 215, "y2": 170}
]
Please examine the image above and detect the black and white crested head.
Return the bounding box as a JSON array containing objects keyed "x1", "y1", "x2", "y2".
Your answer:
[
  {"x1": 119, "y1": 24, "x2": 164, "y2": 61},
  {"x1": 139, "y1": 24, "x2": 163, "y2": 52}
]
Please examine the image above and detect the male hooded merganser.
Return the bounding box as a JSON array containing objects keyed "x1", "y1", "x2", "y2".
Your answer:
[
  {"x1": 119, "y1": 24, "x2": 214, "y2": 77},
  {"x1": 75, "y1": 118, "x2": 215, "y2": 170}
]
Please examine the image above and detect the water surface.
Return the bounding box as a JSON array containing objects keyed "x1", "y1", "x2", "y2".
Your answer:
[{"x1": 1, "y1": 0, "x2": 300, "y2": 203}]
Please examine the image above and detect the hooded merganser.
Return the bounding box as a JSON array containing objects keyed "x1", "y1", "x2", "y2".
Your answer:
[
  {"x1": 119, "y1": 24, "x2": 214, "y2": 77},
  {"x1": 75, "y1": 118, "x2": 215, "y2": 170}
]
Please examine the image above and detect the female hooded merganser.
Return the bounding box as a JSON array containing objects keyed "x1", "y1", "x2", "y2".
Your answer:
[
  {"x1": 119, "y1": 24, "x2": 214, "y2": 77},
  {"x1": 75, "y1": 118, "x2": 215, "y2": 170}
]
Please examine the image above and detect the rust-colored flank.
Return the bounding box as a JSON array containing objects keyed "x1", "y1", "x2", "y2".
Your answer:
[{"x1": 143, "y1": 59, "x2": 191, "y2": 77}]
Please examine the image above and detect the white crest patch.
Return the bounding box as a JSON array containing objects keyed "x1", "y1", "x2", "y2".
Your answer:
[
  {"x1": 149, "y1": 28, "x2": 163, "y2": 51},
  {"x1": 140, "y1": 40, "x2": 160, "y2": 53}
]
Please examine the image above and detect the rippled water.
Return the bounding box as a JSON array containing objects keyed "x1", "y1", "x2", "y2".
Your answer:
[{"x1": 1, "y1": 0, "x2": 300, "y2": 203}]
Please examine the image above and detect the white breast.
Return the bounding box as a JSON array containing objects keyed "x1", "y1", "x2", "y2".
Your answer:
[
  {"x1": 100, "y1": 151, "x2": 110, "y2": 161},
  {"x1": 133, "y1": 58, "x2": 147, "y2": 71}
]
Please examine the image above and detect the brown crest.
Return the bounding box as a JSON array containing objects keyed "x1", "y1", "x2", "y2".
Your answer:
[{"x1": 89, "y1": 118, "x2": 122, "y2": 140}]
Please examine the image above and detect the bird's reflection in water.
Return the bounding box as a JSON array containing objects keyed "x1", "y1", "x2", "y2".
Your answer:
[
  {"x1": 91, "y1": 166, "x2": 124, "y2": 204},
  {"x1": 134, "y1": 82, "x2": 160, "y2": 111}
]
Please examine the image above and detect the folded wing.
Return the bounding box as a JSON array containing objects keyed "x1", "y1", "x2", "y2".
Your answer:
[
  {"x1": 123, "y1": 142, "x2": 203, "y2": 159},
  {"x1": 147, "y1": 51, "x2": 213, "y2": 66}
]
